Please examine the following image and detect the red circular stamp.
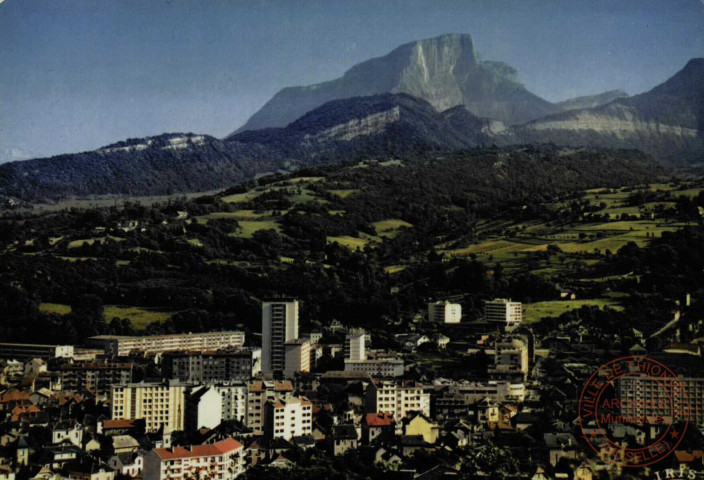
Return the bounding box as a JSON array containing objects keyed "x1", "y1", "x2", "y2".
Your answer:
[{"x1": 578, "y1": 356, "x2": 690, "y2": 467}]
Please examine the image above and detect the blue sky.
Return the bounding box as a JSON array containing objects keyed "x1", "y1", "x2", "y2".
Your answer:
[{"x1": 1, "y1": 0, "x2": 702, "y2": 161}]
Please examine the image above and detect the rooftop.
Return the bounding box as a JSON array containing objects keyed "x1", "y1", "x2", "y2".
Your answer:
[{"x1": 154, "y1": 438, "x2": 242, "y2": 460}]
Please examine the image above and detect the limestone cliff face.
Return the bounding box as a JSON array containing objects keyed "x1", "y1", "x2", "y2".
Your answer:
[{"x1": 230, "y1": 34, "x2": 554, "y2": 135}]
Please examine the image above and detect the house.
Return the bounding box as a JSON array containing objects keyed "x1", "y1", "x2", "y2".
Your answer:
[
  {"x1": 268, "y1": 454, "x2": 295, "y2": 469},
  {"x1": 328, "y1": 424, "x2": 358, "y2": 456},
  {"x1": 111, "y1": 435, "x2": 140, "y2": 454},
  {"x1": 362, "y1": 413, "x2": 395, "y2": 445},
  {"x1": 402, "y1": 412, "x2": 439, "y2": 444},
  {"x1": 107, "y1": 451, "x2": 144, "y2": 478},
  {"x1": 97, "y1": 419, "x2": 145, "y2": 437},
  {"x1": 51, "y1": 420, "x2": 83, "y2": 448}
]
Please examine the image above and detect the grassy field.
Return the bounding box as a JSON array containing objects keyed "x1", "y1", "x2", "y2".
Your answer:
[
  {"x1": 327, "y1": 235, "x2": 370, "y2": 250},
  {"x1": 68, "y1": 236, "x2": 125, "y2": 249},
  {"x1": 523, "y1": 299, "x2": 624, "y2": 324},
  {"x1": 330, "y1": 189, "x2": 359, "y2": 198},
  {"x1": 373, "y1": 219, "x2": 413, "y2": 238},
  {"x1": 103, "y1": 306, "x2": 175, "y2": 330},
  {"x1": 38, "y1": 303, "x2": 175, "y2": 330},
  {"x1": 230, "y1": 220, "x2": 282, "y2": 238}
]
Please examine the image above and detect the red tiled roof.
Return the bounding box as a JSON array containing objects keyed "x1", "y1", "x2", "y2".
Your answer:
[
  {"x1": 0, "y1": 391, "x2": 31, "y2": 403},
  {"x1": 11, "y1": 405, "x2": 40, "y2": 421},
  {"x1": 154, "y1": 438, "x2": 242, "y2": 460},
  {"x1": 365, "y1": 413, "x2": 395, "y2": 427},
  {"x1": 103, "y1": 419, "x2": 138, "y2": 430}
]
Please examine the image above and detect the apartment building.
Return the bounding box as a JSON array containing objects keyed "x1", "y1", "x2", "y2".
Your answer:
[
  {"x1": 246, "y1": 380, "x2": 294, "y2": 434},
  {"x1": 344, "y1": 329, "x2": 366, "y2": 361},
  {"x1": 185, "y1": 387, "x2": 222, "y2": 432},
  {"x1": 0, "y1": 343, "x2": 74, "y2": 361},
  {"x1": 261, "y1": 299, "x2": 299, "y2": 374},
  {"x1": 212, "y1": 382, "x2": 248, "y2": 423},
  {"x1": 490, "y1": 337, "x2": 530, "y2": 380},
  {"x1": 283, "y1": 340, "x2": 311, "y2": 378},
  {"x1": 142, "y1": 438, "x2": 245, "y2": 480},
  {"x1": 162, "y1": 349, "x2": 254, "y2": 383},
  {"x1": 55, "y1": 361, "x2": 132, "y2": 397},
  {"x1": 428, "y1": 301, "x2": 462, "y2": 324},
  {"x1": 263, "y1": 396, "x2": 313, "y2": 440},
  {"x1": 434, "y1": 379, "x2": 526, "y2": 404},
  {"x1": 366, "y1": 380, "x2": 430, "y2": 419},
  {"x1": 88, "y1": 332, "x2": 245, "y2": 357},
  {"x1": 344, "y1": 357, "x2": 404, "y2": 377},
  {"x1": 110, "y1": 381, "x2": 187, "y2": 433},
  {"x1": 484, "y1": 299, "x2": 522, "y2": 329}
]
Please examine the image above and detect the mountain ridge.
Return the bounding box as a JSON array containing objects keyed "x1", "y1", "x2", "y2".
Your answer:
[{"x1": 230, "y1": 33, "x2": 558, "y2": 134}]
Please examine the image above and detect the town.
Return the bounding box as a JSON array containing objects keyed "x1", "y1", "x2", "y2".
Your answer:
[{"x1": 1, "y1": 295, "x2": 702, "y2": 480}]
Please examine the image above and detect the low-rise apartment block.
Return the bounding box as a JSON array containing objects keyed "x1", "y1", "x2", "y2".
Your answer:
[
  {"x1": 142, "y1": 438, "x2": 245, "y2": 480},
  {"x1": 366, "y1": 380, "x2": 430, "y2": 419},
  {"x1": 88, "y1": 331, "x2": 245, "y2": 357},
  {"x1": 162, "y1": 349, "x2": 254, "y2": 383},
  {"x1": 263, "y1": 396, "x2": 313, "y2": 440},
  {"x1": 55, "y1": 361, "x2": 133, "y2": 397}
]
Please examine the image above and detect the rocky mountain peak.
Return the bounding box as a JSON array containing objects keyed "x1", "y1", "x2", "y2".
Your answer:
[{"x1": 229, "y1": 33, "x2": 553, "y2": 136}]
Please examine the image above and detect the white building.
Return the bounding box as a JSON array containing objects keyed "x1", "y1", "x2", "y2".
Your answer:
[
  {"x1": 344, "y1": 357, "x2": 404, "y2": 377},
  {"x1": 142, "y1": 438, "x2": 245, "y2": 480},
  {"x1": 435, "y1": 379, "x2": 526, "y2": 403},
  {"x1": 366, "y1": 381, "x2": 430, "y2": 419},
  {"x1": 263, "y1": 396, "x2": 313, "y2": 440},
  {"x1": 51, "y1": 420, "x2": 83, "y2": 448},
  {"x1": 484, "y1": 299, "x2": 522, "y2": 329},
  {"x1": 345, "y1": 329, "x2": 366, "y2": 361},
  {"x1": 110, "y1": 381, "x2": 187, "y2": 433},
  {"x1": 428, "y1": 301, "x2": 462, "y2": 324},
  {"x1": 186, "y1": 387, "x2": 222, "y2": 432},
  {"x1": 246, "y1": 380, "x2": 294, "y2": 434},
  {"x1": 212, "y1": 382, "x2": 248, "y2": 423},
  {"x1": 88, "y1": 332, "x2": 245, "y2": 357},
  {"x1": 283, "y1": 340, "x2": 311, "y2": 378},
  {"x1": 262, "y1": 299, "x2": 299, "y2": 374}
]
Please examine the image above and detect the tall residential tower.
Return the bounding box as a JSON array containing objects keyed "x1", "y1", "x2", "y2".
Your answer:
[{"x1": 262, "y1": 299, "x2": 299, "y2": 374}]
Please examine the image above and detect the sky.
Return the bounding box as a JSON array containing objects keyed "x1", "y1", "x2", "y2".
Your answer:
[{"x1": 1, "y1": 0, "x2": 703, "y2": 161}]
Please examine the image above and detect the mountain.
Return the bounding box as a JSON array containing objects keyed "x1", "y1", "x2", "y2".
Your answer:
[
  {"x1": 232, "y1": 33, "x2": 557, "y2": 134},
  {"x1": 0, "y1": 95, "x2": 492, "y2": 203},
  {"x1": 554, "y1": 90, "x2": 629, "y2": 112},
  {"x1": 512, "y1": 59, "x2": 704, "y2": 164}
]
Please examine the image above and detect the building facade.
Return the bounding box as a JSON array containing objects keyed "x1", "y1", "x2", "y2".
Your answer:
[
  {"x1": 261, "y1": 299, "x2": 299, "y2": 374},
  {"x1": 110, "y1": 381, "x2": 187, "y2": 433},
  {"x1": 263, "y1": 396, "x2": 313, "y2": 440},
  {"x1": 283, "y1": 340, "x2": 311, "y2": 378},
  {"x1": 142, "y1": 438, "x2": 244, "y2": 480},
  {"x1": 246, "y1": 380, "x2": 294, "y2": 434},
  {"x1": 428, "y1": 301, "x2": 462, "y2": 324},
  {"x1": 484, "y1": 299, "x2": 522, "y2": 329},
  {"x1": 56, "y1": 362, "x2": 133, "y2": 397},
  {"x1": 366, "y1": 381, "x2": 430, "y2": 419},
  {"x1": 162, "y1": 349, "x2": 254, "y2": 383},
  {"x1": 345, "y1": 329, "x2": 366, "y2": 361},
  {"x1": 88, "y1": 332, "x2": 245, "y2": 357}
]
